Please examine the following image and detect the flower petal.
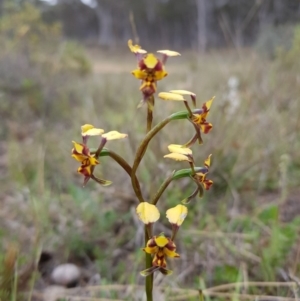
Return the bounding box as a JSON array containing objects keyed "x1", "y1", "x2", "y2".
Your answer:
[
  {"x1": 163, "y1": 247, "x2": 180, "y2": 258},
  {"x1": 78, "y1": 165, "x2": 92, "y2": 177},
  {"x1": 168, "y1": 144, "x2": 192, "y2": 155},
  {"x1": 164, "y1": 153, "x2": 192, "y2": 162},
  {"x1": 154, "y1": 70, "x2": 168, "y2": 80},
  {"x1": 92, "y1": 175, "x2": 112, "y2": 186},
  {"x1": 143, "y1": 53, "x2": 159, "y2": 69},
  {"x1": 81, "y1": 124, "x2": 104, "y2": 136},
  {"x1": 143, "y1": 245, "x2": 158, "y2": 255},
  {"x1": 140, "y1": 266, "x2": 160, "y2": 277},
  {"x1": 204, "y1": 154, "x2": 212, "y2": 168},
  {"x1": 132, "y1": 69, "x2": 147, "y2": 80},
  {"x1": 169, "y1": 90, "x2": 195, "y2": 97},
  {"x1": 87, "y1": 156, "x2": 99, "y2": 166},
  {"x1": 72, "y1": 141, "x2": 84, "y2": 154},
  {"x1": 128, "y1": 39, "x2": 147, "y2": 54},
  {"x1": 136, "y1": 202, "x2": 160, "y2": 224},
  {"x1": 71, "y1": 153, "x2": 86, "y2": 162},
  {"x1": 159, "y1": 267, "x2": 173, "y2": 275},
  {"x1": 154, "y1": 235, "x2": 169, "y2": 248},
  {"x1": 166, "y1": 204, "x2": 188, "y2": 226},
  {"x1": 200, "y1": 122, "x2": 213, "y2": 134},
  {"x1": 157, "y1": 50, "x2": 181, "y2": 57},
  {"x1": 170, "y1": 90, "x2": 196, "y2": 106},
  {"x1": 102, "y1": 131, "x2": 128, "y2": 140},
  {"x1": 158, "y1": 92, "x2": 185, "y2": 101},
  {"x1": 204, "y1": 96, "x2": 215, "y2": 111},
  {"x1": 72, "y1": 141, "x2": 90, "y2": 156},
  {"x1": 203, "y1": 179, "x2": 213, "y2": 190}
]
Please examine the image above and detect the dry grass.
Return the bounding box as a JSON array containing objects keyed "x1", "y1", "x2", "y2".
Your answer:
[{"x1": 1, "y1": 37, "x2": 300, "y2": 300}]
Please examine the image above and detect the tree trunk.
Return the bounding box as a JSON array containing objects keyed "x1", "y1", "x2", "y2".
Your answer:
[
  {"x1": 94, "y1": 2, "x2": 113, "y2": 47},
  {"x1": 196, "y1": 0, "x2": 207, "y2": 52}
]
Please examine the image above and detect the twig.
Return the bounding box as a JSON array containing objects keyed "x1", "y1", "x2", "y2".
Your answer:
[
  {"x1": 183, "y1": 229, "x2": 255, "y2": 239},
  {"x1": 206, "y1": 281, "x2": 296, "y2": 292}
]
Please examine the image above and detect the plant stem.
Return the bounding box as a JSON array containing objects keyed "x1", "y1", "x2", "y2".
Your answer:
[
  {"x1": 145, "y1": 95, "x2": 155, "y2": 301},
  {"x1": 184, "y1": 100, "x2": 193, "y2": 117},
  {"x1": 145, "y1": 227, "x2": 153, "y2": 301},
  {"x1": 147, "y1": 96, "x2": 154, "y2": 133},
  {"x1": 95, "y1": 138, "x2": 107, "y2": 158},
  {"x1": 100, "y1": 149, "x2": 144, "y2": 202},
  {"x1": 183, "y1": 133, "x2": 198, "y2": 148},
  {"x1": 151, "y1": 171, "x2": 175, "y2": 205},
  {"x1": 131, "y1": 117, "x2": 171, "y2": 200},
  {"x1": 131, "y1": 109, "x2": 195, "y2": 301}
]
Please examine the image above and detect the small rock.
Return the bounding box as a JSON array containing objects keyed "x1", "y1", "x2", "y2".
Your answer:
[{"x1": 51, "y1": 263, "x2": 81, "y2": 287}]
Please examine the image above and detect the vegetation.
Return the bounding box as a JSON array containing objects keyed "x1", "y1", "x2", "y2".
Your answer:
[{"x1": 1, "y1": 3, "x2": 300, "y2": 301}]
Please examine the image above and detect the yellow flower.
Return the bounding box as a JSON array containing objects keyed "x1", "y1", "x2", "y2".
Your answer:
[
  {"x1": 137, "y1": 203, "x2": 188, "y2": 276},
  {"x1": 181, "y1": 154, "x2": 213, "y2": 204},
  {"x1": 193, "y1": 154, "x2": 213, "y2": 191},
  {"x1": 80, "y1": 124, "x2": 104, "y2": 144},
  {"x1": 141, "y1": 234, "x2": 179, "y2": 276},
  {"x1": 169, "y1": 89, "x2": 196, "y2": 106},
  {"x1": 185, "y1": 97, "x2": 214, "y2": 145},
  {"x1": 166, "y1": 205, "x2": 188, "y2": 227},
  {"x1": 102, "y1": 131, "x2": 128, "y2": 141},
  {"x1": 167, "y1": 144, "x2": 192, "y2": 155},
  {"x1": 81, "y1": 124, "x2": 104, "y2": 137},
  {"x1": 169, "y1": 89, "x2": 195, "y2": 96},
  {"x1": 164, "y1": 153, "x2": 192, "y2": 162},
  {"x1": 129, "y1": 40, "x2": 179, "y2": 104},
  {"x1": 157, "y1": 50, "x2": 181, "y2": 57},
  {"x1": 163, "y1": 145, "x2": 213, "y2": 203},
  {"x1": 166, "y1": 204, "x2": 188, "y2": 239},
  {"x1": 131, "y1": 53, "x2": 167, "y2": 102},
  {"x1": 164, "y1": 144, "x2": 193, "y2": 163},
  {"x1": 71, "y1": 141, "x2": 99, "y2": 186},
  {"x1": 191, "y1": 97, "x2": 214, "y2": 132},
  {"x1": 128, "y1": 39, "x2": 147, "y2": 54},
  {"x1": 158, "y1": 92, "x2": 214, "y2": 146},
  {"x1": 158, "y1": 92, "x2": 185, "y2": 101},
  {"x1": 136, "y1": 203, "x2": 160, "y2": 224}
]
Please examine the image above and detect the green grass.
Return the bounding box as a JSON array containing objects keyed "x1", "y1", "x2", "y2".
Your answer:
[{"x1": 1, "y1": 18, "x2": 300, "y2": 300}]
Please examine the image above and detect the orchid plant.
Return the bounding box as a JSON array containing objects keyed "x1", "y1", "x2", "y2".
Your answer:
[{"x1": 71, "y1": 40, "x2": 214, "y2": 301}]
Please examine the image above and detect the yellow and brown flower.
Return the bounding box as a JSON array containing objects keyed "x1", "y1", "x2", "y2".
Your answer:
[
  {"x1": 132, "y1": 53, "x2": 167, "y2": 101},
  {"x1": 164, "y1": 146, "x2": 213, "y2": 203},
  {"x1": 192, "y1": 154, "x2": 213, "y2": 191},
  {"x1": 128, "y1": 40, "x2": 180, "y2": 104},
  {"x1": 189, "y1": 97, "x2": 214, "y2": 144},
  {"x1": 72, "y1": 141, "x2": 99, "y2": 186},
  {"x1": 158, "y1": 91, "x2": 214, "y2": 145},
  {"x1": 141, "y1": 234, "x2": 179, "y2": 276},
  {"x1": 137, "y1": 203, "x2": 188, "y2": 276}
]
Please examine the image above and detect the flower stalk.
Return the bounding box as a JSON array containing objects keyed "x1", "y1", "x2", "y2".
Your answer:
[
  {"x1": 131, "y1": 116, "x2": 171, "y2": 201},
  {"x1": 70, "y1": 40, "x2": 214, "y2": 301}
]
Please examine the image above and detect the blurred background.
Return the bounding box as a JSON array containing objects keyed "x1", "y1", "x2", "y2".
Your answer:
[{"x1": 1, "y1": 0, "x2": 300, "y2": 300}]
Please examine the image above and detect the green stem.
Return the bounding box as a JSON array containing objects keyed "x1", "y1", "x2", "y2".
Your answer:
[
  {"x1": 100, "y1": 149, "x2": 144, "y2": 202},
  {"x1": 183, "y1": 133, "x2": 198, "y2": 148},
  {"x1": 189, "y1": 162, "x2": 196, "y2": 175},
  {"x1": 95, "y1": 138, "x2": 107, "y2": 158},
  {"x1": 169, "y1": 108, "x2": 203, "y2": 120},
  {"x1": 151, "y1": 171, "x2": 175, "y2": 205},
  {"x1": 131, "y1": 108, "x2": 197, "y2": 300},
  {"x1": 147, "y1": 96, "x2": 155, "y2": 133},
  {"x1": 145, "y1": 226, "x2": 153, "y2": 301},
  {"x1": 184, "y1": 100, "x2": 193, "y2": 118},
  {"x1": 131, "y1": 116, "x2": 172, "y2": 202},
  {"x1": 130, "y1": 108, "x2": 201, "y2": 203}
]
